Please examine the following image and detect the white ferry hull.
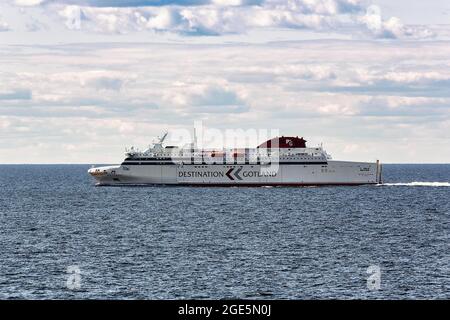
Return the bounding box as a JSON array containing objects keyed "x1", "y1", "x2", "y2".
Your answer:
[{"x1": 89, "y1": 160, "x2": 382, "y2": 186}]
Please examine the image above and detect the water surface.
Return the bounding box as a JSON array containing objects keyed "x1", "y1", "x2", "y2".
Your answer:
[{"x1": 0, "y1": 164, "x2": 448, "y2": 299}]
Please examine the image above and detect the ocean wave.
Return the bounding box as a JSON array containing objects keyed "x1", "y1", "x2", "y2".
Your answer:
[{"x1": 379, "y1": 182, "x2": 450, "y2": 187}]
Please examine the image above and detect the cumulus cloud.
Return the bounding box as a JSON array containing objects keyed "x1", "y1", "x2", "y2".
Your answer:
[
  {"x1": 358, "y1": 5, "x2": 433, "y2": 39},
  {"x1": 266, "y1": 0, "x2": 363, "y2": 15},
  {"x1": 359, "y1": 5, "x2": 397, "y2": 38},
  {"x1": 31, "y1": 0, "x2": 427, "y2": 39},
  {"x1": 1, "y1": 41, "x2": 450, "y2": 163},
  {"x1": 7, "y1": 0, "x2": 434, "y2": 38}
]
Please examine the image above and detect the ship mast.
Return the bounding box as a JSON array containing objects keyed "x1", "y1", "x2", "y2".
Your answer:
[
  {"x1": 151, "y1": 132, "x2": 168, "y2": 152},
  {"x1": 193, "y1": 128, "x2": 198, "y2": 150},
  {"x1": 159, "y1": 132, "x2": 168, "y2": 145}
]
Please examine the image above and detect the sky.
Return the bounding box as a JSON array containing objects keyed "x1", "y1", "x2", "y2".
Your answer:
[{"x1": 0, "y1": 0, "x2": 449, "y2": 163}]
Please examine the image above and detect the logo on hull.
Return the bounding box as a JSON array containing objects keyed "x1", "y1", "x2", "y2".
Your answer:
[
  {"x1": 226, "y1": 167, "x2": 242, "y2": 181},
  {"x1": 178, "y1": 167, "x2": 278, "y2": 180}
]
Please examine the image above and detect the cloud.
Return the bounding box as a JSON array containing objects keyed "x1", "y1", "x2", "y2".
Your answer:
[
  {"x1": 31, "y1": 0, "x2": 428, "y2": 39},
  {"x1": 1, "y1": 40, "x2": 450, "y2": 163},
  {"x1": 228, "y1": 64, "x2": 336, "y2": 83},
  {"x1": 0, "y1": 69, "x2": 154, "y2": 116},
  {"x1": 145, "y1": 7, "x2": 186, "y2": 31},
  {"x1": 6, "y1": 0, "x2": 435, "y2": 39},
  {"x1": 357, "y1": 96, "x2": 450, "y2": 117},
  {"x1": 312, "y1": 94, "x2": 450, "y2": 117},
  {"x1": 373, "y1": 71, "x2": 450, "y2": 85},
  {"x1": 85, "y1": 76, "x2": 124, "y2": 91},
  {"x1": 318, "y1": 103, "x2": 356, "y2": 115},
  {"x1": 25, "y1": 17, "x2": 49, "y2": 31},
  {"x1": 163, "y1": 82, "x2": 249, "y2": 113},
  {"x1": 12, "y1": 0, "x2": 252, "y2": 7},
  {"x1": 321, "y1": 68, "x2": 450, "y2": 97},
  {"x1": 79, "y1": 0, "x2": 211, "y2": 6},
  {"x1": 191, "y1": 86, "x2": 241, "y2": 105},
  {"x1": 358, "y1": 5, "x2": 433, "y2": 39},
  {"x1": 266, "y1": 0, "x2": 363, "y2": 15},
  {"x1": 0, "y1": 18, "x2": 11, "y2": 32},
  {"x1": 13, "y1": 0, "x2": 46, "y2": 6},
  {"x1": 0, "y1": 89, "x2": 32, "y2": 100}
]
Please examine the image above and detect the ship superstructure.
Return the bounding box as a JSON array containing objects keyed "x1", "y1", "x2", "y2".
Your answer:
[{"x1": 88, "y1": 133, "x2": 382, "y2": 186}]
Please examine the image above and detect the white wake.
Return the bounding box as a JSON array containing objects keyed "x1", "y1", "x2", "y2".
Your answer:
[{"x1": 379, "y1": 182, "x2": 450, "y2": 187}]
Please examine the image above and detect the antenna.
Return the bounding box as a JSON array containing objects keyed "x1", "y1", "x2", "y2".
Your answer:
[{"x1": 159, "y1": 132, "x2": 168, "y2": 144}]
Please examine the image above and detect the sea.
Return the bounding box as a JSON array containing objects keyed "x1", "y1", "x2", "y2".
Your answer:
[{"x1": 0, "y1": 164, "x2": 448, "y2": 299}]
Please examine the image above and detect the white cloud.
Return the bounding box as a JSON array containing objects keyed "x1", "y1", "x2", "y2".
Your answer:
[
  {"x1": 163, "y1": 81, "x2": 249, "y2": 114},
  {"x1": 379, "y1": 71, "x2": 450, "y2": 84},
  {"x1": 1, "y1": 1, "x2": 449, "y2": 164},
  {"x1": 13, "y1": 0, "x2": 45, "y2": 6},
  {"x1": 229, "y1": 64, "x2": 336, "y2": 82},
  {"x1": 322, "y1": 66, "x2": 450, "y2": 98},
  {"x1": 1, "y1": 41, "x2": 450, "y2": 162},
  {"x1": 382, "y1": 96, "x2": 447, "y2": 108},
  {"x1": 212, "y1": 0, "x2": 251, "y2": 6},
  {"x1": 3, "y1": 0, "x2": 436, "y2": 39},
  {"x1": 43, "y1": 0, "x2": 433, "y2": 39},
  {"x1": 25, "y1": 18, "x2": 47, "y2": 31},
  {"x1": 0, "y1": 18, "x2": 10, "y2": 31},
  {"x1": 318, "y1": 103, "x2": 356, "y2": 115},
  {"x1": 146, "y1": 7, "x2": 184, "y2": 31},
  {"x1": 358, "y1": 5, "x2": 433, "y2": 39}
]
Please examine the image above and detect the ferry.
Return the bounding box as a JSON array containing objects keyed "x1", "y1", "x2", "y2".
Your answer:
[{"x1": 88, "y1": 133, "x2": 382, "y2": 186}]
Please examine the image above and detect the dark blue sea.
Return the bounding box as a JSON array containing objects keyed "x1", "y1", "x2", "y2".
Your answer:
[{"x1": 0, "y1": 164, "x2": 448, "y2": 299}]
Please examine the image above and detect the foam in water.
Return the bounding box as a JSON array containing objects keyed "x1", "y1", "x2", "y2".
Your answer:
[{"x1": 379, "y1": 182, "x2": 450, "y2": 187}]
